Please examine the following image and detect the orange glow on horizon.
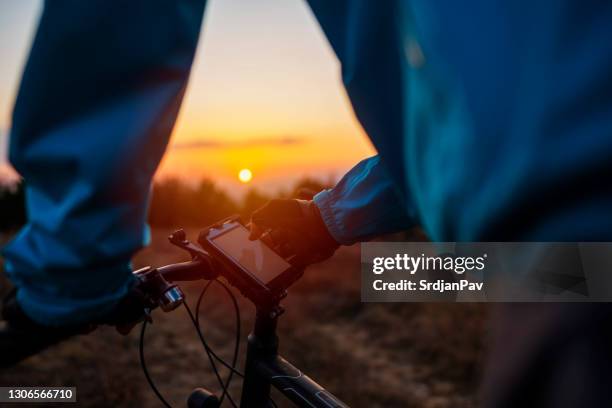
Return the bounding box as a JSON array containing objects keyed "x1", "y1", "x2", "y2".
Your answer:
[
  {"x1": 155, "y1": 126, "x2": 374, "y2": 195},
  {"x1": 0, "y1": 0, "x2": 378, "y2": 193},
  {"x1": 146, "y1": 0, "x2": 377, "y2": 195}
]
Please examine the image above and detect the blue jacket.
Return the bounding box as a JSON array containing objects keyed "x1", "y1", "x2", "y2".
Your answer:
[
  {"x1": 4, "y1": 0, "x2": 612, "y2": 325},
  {"x1": 311, "y1": 0, "x2": 612, "y2": 244},
  {"x1": 3, "y1": 0, "x2": 206, "y2": 325}
]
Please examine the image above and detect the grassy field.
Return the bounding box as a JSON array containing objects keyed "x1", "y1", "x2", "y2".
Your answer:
[{"x1": 0, "y1": 229, "x2": 488, "y2": 407}]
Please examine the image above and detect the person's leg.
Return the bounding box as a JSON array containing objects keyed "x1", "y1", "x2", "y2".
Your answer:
[{"x1": 2, "y1": 0, "x2": 207, "y2": 326}]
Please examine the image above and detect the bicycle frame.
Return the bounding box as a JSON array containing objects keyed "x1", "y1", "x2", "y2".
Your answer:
[{"x1": 240, "y1": 304, "x2": 350, "y2": 408}]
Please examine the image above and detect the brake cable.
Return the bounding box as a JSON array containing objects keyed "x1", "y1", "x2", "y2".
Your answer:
[
  {"x1": 139, "y1": 318, "x2": 171, "y2": 408},
  {"x1": 191, "y1": 280, "x2": 277, "y2": 407},
  {"x1": 195, "y1": 279, "x2": 243, "y2": 405},
  {"x1": 195, "y1": 281, "x2": 244, "y2": 377},
  {"x1": 184, "y1": 303, "x2": 239, "y2": 407},
  {"x1": 138, "y1": 280, "x2": 241, "y2": 407},
  {"x1": 139, "y1": 279, "x2": 278, "y2": 407}
]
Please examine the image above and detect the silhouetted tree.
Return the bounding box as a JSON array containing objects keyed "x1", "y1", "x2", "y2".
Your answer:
[
  {"x1": 241, "y1": 188, "x2": 270, "y2": 220},
  {"x1": 148, "y1": 178, "x2": 239, "y2": 227},
  {"x1": 147, "y1": 176, "x2": 333, "y2": 227}
]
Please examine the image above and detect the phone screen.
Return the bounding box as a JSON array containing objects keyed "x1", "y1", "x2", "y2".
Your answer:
[{"x1": 211, "y1": 224, "x2": 291, "y2": 284}]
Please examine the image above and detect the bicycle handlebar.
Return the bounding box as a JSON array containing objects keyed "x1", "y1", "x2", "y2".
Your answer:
[
  {"x1": 133, "y1": 229, "x2": 227, "y2": 312},
  {"x1": 157, "y1": 258, "x2": 215, "y2": 282},
  {"x1": 133, "y1": 257, "x2": 216, "y2": 312}
]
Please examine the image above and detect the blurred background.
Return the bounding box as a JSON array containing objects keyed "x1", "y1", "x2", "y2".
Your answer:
[
  {"x1": 0, "y1": 0, "x2": 374, "y2": 195},
  {"x1": 0, "y1": 1, "x2": 487, "y2": 406}
]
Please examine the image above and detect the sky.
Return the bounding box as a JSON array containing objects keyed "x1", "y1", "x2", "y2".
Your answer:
[{"x1": 0, "y1": 0, "x2": 374, "y2": 194}]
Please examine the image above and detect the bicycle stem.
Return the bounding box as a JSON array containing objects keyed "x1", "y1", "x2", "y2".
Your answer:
[{"x1": 240, "y1": 305, "x2": 280, "y2": 408}]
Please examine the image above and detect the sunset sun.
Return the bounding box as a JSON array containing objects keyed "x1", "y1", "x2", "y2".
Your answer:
[{"x1": 238, "y1": 168, "x2": 253, "y2": 183}]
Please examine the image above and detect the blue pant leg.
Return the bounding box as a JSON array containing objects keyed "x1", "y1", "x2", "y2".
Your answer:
[{"x1": 2, "y1": 0, "x2": 207, "y2": 325}]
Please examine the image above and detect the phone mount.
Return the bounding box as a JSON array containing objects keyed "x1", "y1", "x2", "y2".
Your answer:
[{"x1": 197, "y1": 217, "x2": 294, "y2": 317}]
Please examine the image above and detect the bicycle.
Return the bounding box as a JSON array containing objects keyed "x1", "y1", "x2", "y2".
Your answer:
[{"x1": 133, "y1": 226, "x2": 350, "y2": 408}]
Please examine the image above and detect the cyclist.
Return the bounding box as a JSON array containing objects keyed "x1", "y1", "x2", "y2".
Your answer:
[
  {"x1": 2, "y1": 1, "x2": 612, "y2": 407},
  {"x1": 248, "y1": 2, "x2": 612, "y2": 408}
]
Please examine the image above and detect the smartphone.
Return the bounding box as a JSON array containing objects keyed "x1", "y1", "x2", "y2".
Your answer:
[{"x1": 199, "y1": 218, "x2": 302, "y2": 304}]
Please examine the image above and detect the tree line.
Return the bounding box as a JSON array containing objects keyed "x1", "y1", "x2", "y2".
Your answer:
[{"x1": 0, "y1": 177, "x2": 331, "y2": 232}]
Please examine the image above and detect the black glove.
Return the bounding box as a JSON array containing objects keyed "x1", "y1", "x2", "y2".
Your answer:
[
  {"x1": 2, "y1": 285, "x2": 147, "y2": 335},
  {"x1": 0, "y1": 286, "x2": 147, "y2": 368},
  {"x1": 249, "y1": 199, "x2": 339, "y2": 267}
]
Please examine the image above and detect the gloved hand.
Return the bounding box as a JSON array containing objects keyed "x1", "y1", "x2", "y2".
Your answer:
[{"x1": 249, "y1": 199, "x2": 339, "y2": 267}]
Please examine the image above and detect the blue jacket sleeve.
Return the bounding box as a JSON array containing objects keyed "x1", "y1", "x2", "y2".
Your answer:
[{"x1": 314, "y1": 155, "x2": 416, "y2": 245}]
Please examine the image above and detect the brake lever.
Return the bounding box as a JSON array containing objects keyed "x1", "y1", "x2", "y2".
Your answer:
[
  {"x1": 169, "y1": 229, "x2": 210, "y2": 259},
  {"x1": 166, "y1": 229, "x2": 219, "y2": 281}
]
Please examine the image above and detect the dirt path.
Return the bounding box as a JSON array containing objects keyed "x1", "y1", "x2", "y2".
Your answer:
[{"x1": 0, "y1": 229, "x2": 487, "y2": 407}]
